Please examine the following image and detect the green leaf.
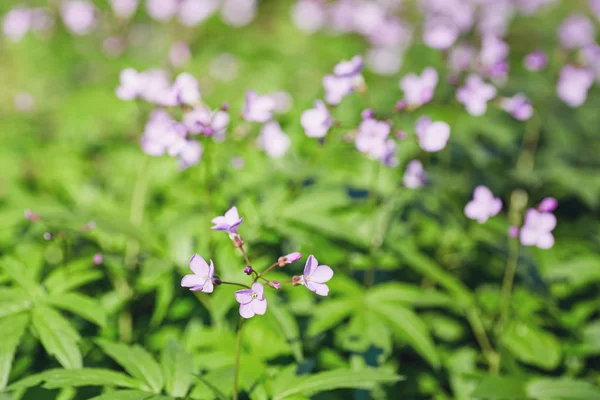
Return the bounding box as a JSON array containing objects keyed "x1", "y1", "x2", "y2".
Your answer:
[
  {"x1": 0, "y1": 313, "x2": 29, "y2": 390},
  {"x1": 366, "y1": 282, "x2": 453, "y2": 308},
  {"x1": 266, "y1": 297, "x2": 303, "y2": 362},
  {"x1": 31, "y1": 306, "x2": 82, "y2": 369},
  {"x1": 502, "y1": 321, "x2": 561, "y2": 370},
  {"x1": 0, "y1": 257, "x2": 37, "y2": 290},
  {"x1": 44, "y1": 293, "x2": 107, "y2": 327},
  {"x1": 44, "y1": 259, "x2": 103, "y2": 295},
  {"x1": 149, "y1": 274, "x2": 174, "y2": 328},
  {"x1": 160, "y1": 340, "x2": 194, "y2": 398},
  {"x1": 527, "y1": 378, "x2": 600, "y2": 399},
  {"x1": 192, "y1": 374, "x2": 228, "y2": 400},
  {"x1": 272, "y1": 369, "x2": 402, "y2": 400},
  {"x1": 9, "y1": 368, "x2": 143, "y2": 391},
  {"x1": 96, "y1": 339, "x2": 163, "y2": 393},
  {"x1": 307, "y1": 298, "x2": 360, "y2": 337},
  {"x1": 89, "y1": 391, "x2": 155, "y2": 400},
  {"x1": 471, "y1": 376, "x2": 528, "y2": 399},
  {"x1": 0, "y1": 288, "x2": 32, "y2": 318},
  {"x1": 373, "y1": 303, "x2": 440, "y2": 368}
]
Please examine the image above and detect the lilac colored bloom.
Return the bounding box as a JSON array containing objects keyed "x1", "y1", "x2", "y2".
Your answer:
[
  {"x1": 146, "y1": 0, "x2": 179, "y2": 21},
  {"x1": 270, "y1": 91, "x2": 293, "y2": 114},
  {"x1": 258, "y1": 122, "x2": 291, "y2": 159},
  {"x1": 464, "y1": 186, "x2": 502, "y2": 223},
  {"x1": 582, "y1": 44, "x2": 600, "y2": 81},
  {"x1": 301, "y1": 100, "x2": 332, "y2": 138},
  {"x1": 456, "y1": 74, "x2": 496, "y2": 116},
  {"x1": 361, "y1": 109, "x2": 375, "y2": 120},
  {"x1": 501, "y1": 94, "x2": 534, "y2": 121},
  {"x1": 116, "y1": 68, "x2": 144, "y2": 100},
  {"x1": 243, "y1": 90, "x2": 276, "y2": 123},
  {"x1": 366, "y1": 47, "x2": 403, "y2": 76},
  {"x1": 30, "y1": 8, "x2": 54, "y2": 32},
  {"x1": 448, "y1": 44, "x2": 475, "y2": 73},
  {"x1": 181, "y1": 254, "x2": 215, "y2": 293},
  {"x1": 235, "y1": 282, "x2": 267, "y2": 318},
  {"x1": 3, "y1": 8, "x2": 31, "y2": 42},
  {"x1": 93, "y1": 253, "x2": 103, "y2": 265},
  {"x1": 520, "y1": 209, "x2": 556, "y2": 249},
  {"x1": 558, "y1": 14, "x2": 595, "y2": 49},
  {"x1": 279, "y1": 252, "x2": 302, "y2": 266},
  {"x1": 178, "y1": 0, "x2": 219, "y2": 26},
  {"x1": 300, "y1": 255, "x2": 333, "y2": 296},
  {"x1": 14, "y1": 92, "x2": 35, "y2": 112},
  {"x1": 396, "y1": 130, "x2": 407, "y2": 139},
  {"x1": 509, "y1": 225, "x2": 520, "y2": 238},
  {"x1": 538, "y1": 197, "x2": 558, "y2": 212},
  {"x1": 352, "y1": 2, "x2": 385, "y2": 35},
  {"x1": 183, "y1": 106, "x2": 230, "y2": 138},
  {"x1": 557, "y1": 65, "x2": 594, "y2": 107},
  {"x1": 403, "y1": 160, "x2": 427, "y2": 189},
  {"x1": 415, "y1": 117, "x2": 450, "y2": 152},
  {"x1": 221, "y1": 0, "x2": 257, "y2": 27},
  {"x1": 479, "y1": 35, "x2": 509, "y2": 76},
  {"x1": 175, "y1": 140, "x2": 203, "y2": 170},
  {"x1": 400, "y1": 67, "x2": 438, "y2": 107},
  {"x1": 211, "y1": 206, "x2": 244, "y2": 235},
  {"x1": 334, "y1": 55, "x2": 363, "y2": 78},
  {"x1": 323, "y1": 74, "x2": 354, "y2": 105},
  {"x1": 591, "y1": 0, "x2": 600, "y2": 20},
  {"x1": 61, "y1": 1, "x2": 96, "y2": 35},
  {"x1": 110, "y1": 0, "x2": 138, "y2": 18},
  {"x1": 355, "y1": 118, "x2": 391, "y2": 160},
  {"x1": 243, "y1": 266, "x2": 253, "y2": 275},
  {"x1": 394, "y1": 100, "x2": 406, "y2": 111},
  {"x1": 43, "y1": 232, "x2": 53, "y2": 241},
  {"x1": 368, "y1": 17, "x2": 411, "y2": 48},
  {"x1": 423, "y1": 19, "x2": 458, "y2": 50},
  {"x1": 103, "y1": 37, "x2": 124, "y2": 58},
  {"x1": 291, "y1": 0, "x2": 327, "y2": 34},
  {"x1": 117, "y1": 69, "x2": 176, "y2": 105},
  {"x1": 268, "y1": 281, "x2": 281, "y2": 290},
  {"x1": 169, "y1": 41, "x2": 191, "y2": 67},
  {"x1": 523, "y1": 51, "x2": 548, "y2": 72},
  {"x1": 171, "y1": 73, "x2": 201, "y2": 105}
]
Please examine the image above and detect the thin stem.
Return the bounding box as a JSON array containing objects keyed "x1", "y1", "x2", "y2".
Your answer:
[
  {"x1": 498, "y1": 237, "x2": 520, "y2": 333},
  {"x1": 467, "y1": 308, "x2": 499, "y2": 375},
  {"x1": 239, "y1": 244, "x2": 252, "y2": 267},
  {"x1": 220, "y1": 281, "x2": 251, "y2": 289},
  {"x1": 256, "y1": 262, "x2": 279, "y2": 280},
  {"x1": 364, "y1": 161, "x2": 381, "y2": 287},
  {"x1": 233, "y1": 318, "x2": 244, "y2": 400}
]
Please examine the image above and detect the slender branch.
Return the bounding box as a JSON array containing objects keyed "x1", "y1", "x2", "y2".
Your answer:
[
  {"x1": 498, "y1": 237, "x2": 520, "y2": 333},
  {"x1": 220, "y1": 281, "x2": 251, "y2": 289},
  {"x1": 467, "y1": 308, "x2": 499, "y2": 374},
  {"x1": 233, "y1": 318, "x2": 244, "y2": 400},
  {"x1": 239, "y1": 244, "x2": 252, "y2": 267},
  {"x1": 256, "y1": 262, "x2": 279, "y2": 280}
]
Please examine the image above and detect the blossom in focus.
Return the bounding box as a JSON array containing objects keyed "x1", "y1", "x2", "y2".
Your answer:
[
  {"x1": 520, "y1": 209, "x2": 556, "y2": 249},
  {"x1": 538, "y1": 197, "x2": 558, "y2": 212},
  {"x1": 211, "y1": 206, "x2": 244, "y2": 235},
  {"x1": 243, "y1": 90, "x2": 276, "y2": 122},
  {"x1": 235, "y1": 282, "x2": 267, "y2": 318},
  {"x1": 183, "y1": 106, "x2": 230, "y2": 138},
  {"x1": 501, "y1": 94, "x2": 534, "y2": 121},
  {"x1": 523, "y1": 51, "x2": 548, "y2": 71},
  {"x1": 110, "y1": 0, "x2": 138, "y2": 18},
  {"x1": 301, "y1": 100, "x2": 332, "y2": 138},
  {"x1": 415, "y1": 117, "x2": 450, "y2": 152},
  {"x1": 557, "y1": 65, "x2": 594, "y2": 107},
  {"x1": 403, "y1": 160, "x2": 427, "y2": 189},
  {"x1": 181, "y1": 254, "x2": 215, "y2": 293},
  {"x1": 300, "y1": 255, "x2": 333, "y2": 296},
  {"x1": 60, "y1": 1, "x2": 96, "y2": 35},
  {"x1": 464, "y1": 186, "x2": 503, "y2": 223},
  {"x1": 400, "y1": 67, "x2": 438, "y2": 107},
  {"x1": 3, "y1": 8, "x2": 31, "y2": 41},
  {"x1": 456, "y1": 74, "x2": 497, "y2": 116},
  {"x1": 558, "y1": 14, "x2": 595, "y2": 49},
  {"x1": 169, "y1": 41, "x2": 191, "y2": 67},
  {"x1": 258, "y1": 121, "x2": 291, "y2": 158}
]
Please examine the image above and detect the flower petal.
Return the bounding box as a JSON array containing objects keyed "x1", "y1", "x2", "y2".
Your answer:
[
  {"x1": 538, "y1": 213, "x2": 556, "y2": 231},
  {"x1": 307, "y1": 281, "x2": 329, "y2": 296},
  {"x1": 235, "y1": 289, "x2": 253, "y2": 304},
  {"x1": 519, "y1": 227, "x2": 538, "y2": 246},
  {"x1": 208, "y1": 260, "x2": 215, "y2": 278},
  {"x1": 181, "y1": 274, "x2": 205, "y2": 288},
  {"x1": 537, "y1": 232, "x2": 555, "y2": 249},
  {"x1": 251, "y1": 282, "x2": 264, "y2": 299},
  {"x1": 251, "y1": 298, "x2": 267, "y2": 315},
  {"x1": 225, "y1": 206, "x2": 240, "y2": 222},
  {"x1": 304, "y1": 255, "x2": 318, "y2": 277},
  {"x1": 239, "y1": 303, "x2": 255, "y2": 318},
  {"x1": 189, "y1": 254, "x2": 210, "y2": 276},
  {"x1": 310, "y1": 265, "x2": 333, "y2": 283},
  {"x1": 201, "y1": 279, "x2": 214, "y2": 293}
]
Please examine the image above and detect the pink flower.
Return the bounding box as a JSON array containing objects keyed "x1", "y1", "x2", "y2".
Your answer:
[
  {"x1": 235, "y1": 282, "x2": 267, "y2": 318},
  {"x1": 479, "y1": 35, "x2": 509, "y2": 74},
  {"x1": 183, "y1": 106, "x2": 229, "y2": 138},
  {"x1": 448, "y1": 45, "x2": 475, "y2": 73},
  {"x1": 3, "y1": 8, "x2": 31, "y2": 42},
  {"x1": 301, "y1": 100, "x2": 332, "y2": 138},
  {"x1": 110, "y1": 0, "x2": 138, "y2": 18},
  {"x1": 464, "y1": 186, "x2": 502, "y2": 223},
  {"x1": 211, "y1": 206, "x2": 243, "y2": 235},
  {"x1": 415, "y1": 117, "x2": 450, "y2": 152},
  {"x1": 558, "y1": 14, "x2": 595, "y2": 49},
  {"x1": 60, "y1": 1, "x2": 96, "y2": 36},
  {"x1": 181, "y1": 254, "x2": 215, "y2": 293},
  {"x1": 520, "y1": 209, "x2": 556, "y2": 249},
  {"x1": 291, "y1": 0, "x2": 327, "y2": 33},
  {"x1": 323, "y1": 74, "x2": 354, "y2": 105},
  {"x1": 423, "y1": 19, "x2": 458, "y2": 50},
  {"x1": 146, "y1": 0, "x2": 178, "y2": 21},
  {"x1": 400, "y1": 67, "x2": 438, "y2": 107},
  {"x1": 243, "y1": 90, "x2": 276, "y2": 122},
  {"x1": 334, "y1": 55, "x2": 363, "y2": 78},
  {"x1": 169, "y1": 41, "x2": 191, "y2": 67},
  {"x1": 538, "y1": 197, "x2": 558, "y2": 212},
  {"x1": 178, "y1": 0, "x2": 219, "y2": 26},
  {"x1": 403, "y1": 160, "x2": 427, "y2": 189},
  {"x1": 93, "y1": 253, "x2": 103, "y2": 265},
  {"x1": 171, "y1": 73, "x2": 201, "y2": 105},
  {"x1": 355, "y1": 118, "x2": 392, "y2": 160},
  {"x1": 557, "y1": 65, "x2": 594, "y2": 107},
  {"x1": 300, "y1": 255, "x2": 333, "y2": 296},
  {"x1": 523, "y1": 51, "x2": 548, "y2": 72},
  {"x1": 278, "y1": 252, "x2": 302, "y2": 267},
  {"x1": 501, "y1": 94, "x2": 533, "y2": 121},
  {"x1": 116, "y1": 68, "x2": 144, "y2": 100},
  {"x1": 258, "y1": 121, "x2": 291, "y2": 158},
  {"x1": 456, "y1": 74, "x2": 496, "y2": 116}
]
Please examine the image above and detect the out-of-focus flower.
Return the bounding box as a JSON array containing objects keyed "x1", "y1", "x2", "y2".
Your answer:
[
  {"x1": 366, "y1": 47, "x2": 403, "y2": 76},
  {"x1": 110, "y1": 0, "x2": 138, "y2": 18},
  {"x1": 448, "y1": 44, "x2": 475, "y2": 73},
  {"x1": 538, "y1": 197, "x2": 558, "y2": 212},
  {"x1": 175, "y1": 140, "x2": 203, "y2": 170},
  {"x1": 30, "y1": 8, "x2": 54, "y2": 32},
  {"x1": 278, "y1": 252, "x2": 302, "y2": 267},
  {"x1": 415, "y1": 117, "x2": 450, "y2": 152},
  {"x1": 423, "y1": 19, "x2": 458, "y2": 50},
  {"x1": 501, "y1": 94, "x2": 533, "y2": 121},
  {"x1": 520, "y1": 209, "x2": 556, "y2": 249},
  {"x1": 24, "y1": 209, "x2": 40, "y2": 222},
  {"x1": 300, "y1": 255, "x2": 333, "y2": 296},
  {"x1": 479, "y1": 35, "x2": 509, "y2": 77},
  {"x1": 334, "y1": 55, "x2": 363, "y2": 78},
  {"x1": 181, "y1": 254, "x2": 215, "y2": 293},
  {"x1": 169, "y1": 41, "x2": 191, "y2": 68},
  {"x1": 138, "y1": 69, "x2": 177, "y2": 105},
  {"x1": 146, "y1": 0, "x2": 179, "y2": 21},
  {"x1": 270, "y1": 91, "x2": 293, "y2": 114},
  {"x1": 464, "y1": 186, "x2": 502, "y2": 223},
  {"x1": 509, "y1": 225, "x2": 519, "y2": 238},
  {"x1": 355, "y1": 118, "x2": 391, "y2": 160},
  {"x1": 361, "y1": 109, "x2": 375, "y2": 120},
  {"x1": 258, "y1": 121, "x2": 291, "y2": 158},
  {"x1": 178, "y1": 0, "x2": 219, "y2": 26},
  {"x1": 301, "y1": 100, "x2": 332, "y2": 138},
  {"x1": 558, "y1": 14, "x2": 595, "y2": 49},
  {"x1": 591, "y1": 0, "x2": 600, "y2": 20},
  {"x1": 582, "y1": 43, "x2": 600, "y2": 81},
  {"x1": 3, "y1": 8, "x2": 31, "y2": 42},
  {"x1": 171, "y1": 73, "x2": 201, "y2": 105},
  {"x1": 61, "y1": 0, "x2": 96, "y2": 35},
  {"x1": 456, "y1": 74, "x2": 496, "y2": 116},
  {"x1": 184, "y1": 106, "x2": 230, "y2": 138},
  {"x1": 211, "y1": 206, "x2": 244, "y2": 235},
  {"x1": 557, "y1": 65, "x2": 594, "y2": 107},
  {"x1": 93, "y1": 253, "x2": 103, "y2": 265},
  {"x1": 400, "y1": 67, "x2": 438, "y2": 107},
  {"x1": 209, "y1": 53, "x2": 239, "y2": 82},
  {"x1": 116, "y1": 68, "x2": 143, "y2": 100},
  {"x1": 221, "y1": 0, "x2": 257, "y2": 27},
  {"x1": 14, "y1": 92, "x2": 35, "y2": 112},
  {"x1": 403, "y1": 160, "x2": 427, "y2": 189},
  {"x1": 291, "y1": 0, "x2": 327, "y2": 33},
  {"x1": 103, "y1": 36, "x2": 125, "y2": 58},
  {"x1": 523, "y1": 51, "x2": 548, "y2": 71},
  {"x1": 323, "y1": 74, "x2": 354, "y2": 105},
  {"x1": 352, "y1": 2, "x2": 385, "y2": 35},
  {"x1": 243, "y1": 90, "x2": 276, "y2": 122},
  {"x1": 235, "y1": 282, "x2": 267, "y2": 318},
  {"x1": 368, "y1": 17, "x2": 412, "y2": 48}
]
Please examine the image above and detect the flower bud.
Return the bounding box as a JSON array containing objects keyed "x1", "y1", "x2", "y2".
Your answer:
[
  {"x1": 361, "y1": 109, "x2": 374, "y2": 120},
  {"x1": 394, "y1": 99, "x2": 406, "y2": 111},
  {"x1": 396, "y1": 130, "x2": 407, "y2": 140},
  {"x1": 231, "y1": 235, "x2": 244, "y2": 248},
  {"x1": 537, "y1": 197, "x2": 558, "y2": 213},
  {"x1": 92, "y1": 253, "x2": 103, "y2": 265},
  {"x1": 508, "y1": 225, "x2": 519, "y2": 238},
  {"x1": 268, "y1": 280, "x2": 281, "y2": 290},
  {"x1": 244, "y1": 266, "x2": 253, "y2": 275},
  {"x1": 212, "y1": 275, "x2": 223, "y2": 286},
  {"x1": 220, "y1": 102, "x2": 230, "y2": 112},
  {"x1": 43, "y1": 232, "x2": 52, "y2": 240},
  {"x1": 277, "y1": 252, "x2": 302, "y2": 267},
  {"x1": 291, "y1": 275, "x2": 303, "y2": 286},
  {"x1": 24, "y1": 209, "x2": 40, "y2": 222}
]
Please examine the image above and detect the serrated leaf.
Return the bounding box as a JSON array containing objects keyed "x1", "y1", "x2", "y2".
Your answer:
[
  {"x1": 96, "y1": 339, "x2": 163, "y2": 393},
  {"x1": 307, "y1": 298, "x2": 360, "y2": 337},
  {"x1": 0, "y1": 288, "x2": 32, "y2": 318},
  {"x1": 0, "y1": 257, "x2": 37, "y2": 290},
  {"x1": 44, "y1": 259, "x2": 103, "y2": 295},
  {"x1": 502, "y1": 321, "x2": 561, "y2": 370},
  {"x1": 44, "y1": 293, "x2": 107, "y2": 327},
  {"x1": 272, "y1": 369, "x2": 402, "y2": 400},
  {"x1": 0, "y1": 313, "x2": 29, "y2": 390},
  {"x1": 472, "y1": 376, "x2": 528, "y2": 399},
  {"x1": 160, "y1": 340, "x2": 194, "y2": 398},
  {"x1": 8, "y1": 368, "x2": 143, "y2": 391},
  {"x1": 527, "y1": 378, "x2": 600, "y2": 399},
  {"x1": 89, "y1": 390, "x2": 154, "y2": 400},
  {"x1": 31, "y1": 306, "x2": 82, "y2": 369}
]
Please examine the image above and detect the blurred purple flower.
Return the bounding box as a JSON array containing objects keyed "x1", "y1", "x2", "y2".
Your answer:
[
  {"x1": 591, "y1": 0, "x2": 600, "y2": 20},
  {"x1": 367, "y1": 17, "x2": 411, "y2": 48},
  {"x1": 169, "y1": 41, "x2": 191, "y2": 68},
  {"x1": 361, "y1": 109, "x2": 375, "y2": 120},
  {"x1": 300, "y1": 255, "x2": 333, "y2": 296},
  {"x1": 400, "y1": 67, "x2": 438, "y2": 107},
  {"x1": 116, "y1": 68, "x2": 143, "y2": 100},
  {"x1": 334, "y1": 55, "x2": 363, "y2": 78},
  {"x1": 301, "y1": 100, "x2": 332, "y2": 138},
  {"x1": 183, "y1": 106, "x2": 230, "y2": 138},
  {"x1": 557, "y1": 65, "x2": 594, "y2": 107},
  {"x1": 464, "y1": 186, "x2": 502, "y2": 223},
  {"x1": 523, "y1": 51, "x2": 548, "y2": 71},
  {"x1": 221, "y1": 0, "x2": 257, "y2": 27},
  {"x1": 235, "y1": 282, "x2": 267, "y2": 318},
  {"x1": 146, "y1": 0, "x2": 179, "y2": 21},
  {"x1": 558, "y1": 14, "x2": 595, "y2": 49},
  {"x1": 258, "y1": 121, "x2": 291, "y2": 158},
  {"x1": 538, "y1": 197, "x2": 558, "y2": 212},
  {"x1": 110, "y1": 0, "x2": 138, "y2": 18},
  {"x1": 268, "y1": 281, "x2": 281, "y2": 290},
  {"x1": 103, "y1": 37, "x2": 125, "y2": 58},
  {"x1": 582, "y1": 43, "x2": 600, "y2": 81},
  {"x1": 366, "y1": 47, "x2": 403, "y2": 76},
  {"x1": 415, "y1": 117, "x2": 450, "y2": 152},
  {"x1": 501, "y1": 94, "x2": 533, "y2": 121},
  {"x1": 520, "y1": 209, "x2": 556, "y2": 249},
  {"x1": 139, "y1": 69, "x2": 177, "y2": 105},
  {"x1": 243, "y1": 90, "x2": 276, "y2": 122},
  {"x1": 509, "y1": 225, "x2": 519, "y2": 238},
  {"x1": 14, "y1": 92, "x2": 35, "y2": 112},
  {"x1": 456, "y1": 74, "x2": 496, "y2": 116},
  {"x1": 323, "y1": 74, "x2": 354, "y2": 105},
  {"x1": 3, "y1": 8, "x2": 31, "y2": 42},
  {"x1": 403, "y1": 160, "x2": 427, "y2": 189},
  {"x1": 448, "y1": 44, "x2": 475, "y2": 73},
  {"x1": 181, "y1": 254, "x2": 215, "y2": 293},
  {"x1": 171, "y1": 73, "x2": 201, "y2": 105},
  {"x1": 355, "y1": 118, "x2": 392, "y2": 161},
  {"x1": 61, "y1": 1, "x2": 96, "y2": 35},
  {"x1": 423, "y1": 19, "x2": 458, "y2": 50},
  {"x1": 93, "y1": 253, "x2": 103, "y2": 265},
  {"x1": 291, "y1": 0, "x2": 327, "y2": 34},
  {"x1": 352, "y1": 2, "x2": 385, "y2": 36},
  {"x1": 479, "y1": 35, "x2": 509, "y2": 76},
  {"x1": 30, "y1": 8, "x2": 54, "y2": 32},
  {"x1": 178, "y1": 0, "x2": 219, "y2": 26},
  {"x1": 211, "y1": 206, "x2": 243, "y2": 235},
  {"x1": 270, "y1": 91, "x2": 293, "y2": 114}
]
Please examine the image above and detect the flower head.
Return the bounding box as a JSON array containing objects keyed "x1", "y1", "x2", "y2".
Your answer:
[
  {"x1": 181, "y1": 254, "x2": 215, "y2": 293},
  {"x1": 300, "y1": 255, "x2": 333, "y2": 296},
  {"x1": 558, "y1": 14, "x2": 595, "y2": 49},
  {"x1": 520, "y1": 209, "x2": 556, "y2": 249},
  {"x1": 3, "y1": 8, "x2": 32, "y2": 42},
  {"x1": 243, "y1": 90, "x2": 276, "y2": 123},
  {"x1": 456, "y1": 74, "x2": 496, "y2": 116},
  {"x1": 235, "y1": 282, "x2": 267, "y2": 318},
  {"x1": 355, "y1": 118, "x2": 391, "y2": 159},
  {"x1": 323, "y1": 74, "x2": 354, "y2": 105},
  {"x1": 171, "y1": 73, "x2": 201, "y2": 106},
  {"x1": 301, "y1": 100, "x2": 332, "y2": 138},
  {"x1": 169, "y1": 41, "x2": 191, "y2": 67},
  {"x1": 183, "y1": 106, "x2": 230, "y2": 138},
  {"x1": 501, "y1": 94, "x2": 533, "y2": 121},
  {"x1": 415, "y1": 117, "x2": 450, "y2": 152},
  {"x1": 334, "y1": 55, "x2": 364, "y2": 78},
  {"x1": 211, "y1": 206, "x2": 244, "y2": 235},
  {"x1": 110, "y1": 0, "x2": 138, "y2": 18},
  {"x1": 523, "y1": 51, "x2": 547, "y2": 72},
  {"x1": 403, "y1": 160, "x2": 427, "y2": 189},
  {"x1": 464, "y1": 186, "x2": 502, "y2": 223},
  {"x1": 116, "y1": 68, "x2": 144, "y2": 100},
  {"x1": 93, "y1": 253, "x2": 103, "y2": 265},
  {"x1": 400, "y1": 67, "x2": 438, "y2": 107},
  {"x1": 258, "y1": 121, "x2": 291, "y2": 158},
  {"x1": 538, "y1": 197, "x2": 558, "y2": 212},
  {"x1": 557, "y1": 65, "x2": 594, "y2": 107},
  {"x1": 61, "y1": 0, "x2": 96, "y2": 35}
]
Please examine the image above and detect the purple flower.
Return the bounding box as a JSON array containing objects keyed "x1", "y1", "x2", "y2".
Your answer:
[
  {"x1": 301, "y1": 100, "x2": 332, "y2": 138},
  {"x1": 523, "y1": 51, "x2": 548, "y2": 72},
  {"x1": 169, "y1": 41, "x2": 191, "y2": 68},
  {"x1": 183, "y1": 106, "x2": 230, "y2": 138},
  {"x1": 501, "y1": 94, "x2": 533, "y2": 121},
  {"x1": 116, "y1": 68, "x2": 143, "y2": 100},
  {"x1": 181, "y1": 254, "x2": 215, "y2": 293},
  {"x1": 538, "y1": 197, "x2": 558, "y2": 212},
  {"x1": 300, "y1": 255, "x2": 333, "y2": 296},
  {"x1": 403, "y1": 160, "x2": 427, "y2": 189},
  {"x1": 243, "y1": 90, "x2": 276, "y2": 123},
  {"x1": 146, "y1": 0, "x2": 178, "y2": 21},
  {"x1": 3, "y1": 8, "x2": 31, "y2": 42},
  {"x1": 110, "y1": 0, "x2": 138, "y2": 18},
  {"x1": 334, "y1": 55, "x2": 363, "y2": 78},
  {"x1": 268, "y1": 281, "x2": 281, "y2": 290},
  {"x1": 448, "y1": 44, "x2": 475, "y2": 73},
  {"x1": 361, "y1": 109, "x2": 375, "y2": 120},
  {"x1": 278, "y1": 252, "x2": 302, "y2": 267},
  {"x1": 456, "y1": 74, "x2": 496, "y2": 116},
  {"x1": 235, "y1": 282, "x2": 267, "y2": 318},
  {"x1": 509, "y1": 225, "x2": 520, "y2": 238},
  {"x1": 30, "y1": 8, "x2": 54, "y2": 32},
  {"x1": 93, "y1": 253, "x2": 103, "y2": 265},
  {"x1": 400, "y1": 67, "x2": 439, "y2": 107},
  {"x1": 258, "y1": 121, "x2": 291, "y2": 158},
  {"x1": 464, "y1": 186, "x2": 502, "y2": 223},
  {"x1": 415, "y1": 117, "x2": 450, "y2": 152},
  {"x1": 582, "y1": 44, "x2": 600, "y2": 81},
  {"x1": 211, "y1": 206, "x2": 243, "y2": 235},
  {"x1": 322, "y1": 74, "x2": 354, "y2": 105},
  {"x1": 423, "y1": 19, "x2": 459, "y2": 50},
  {"x1": 479, "y1": 35, "x2": 509, "y2": 73},
  {"x1": 591, "y1": 0, "x2": 600, "y2": 20},
  {"x1": 60, "y1": 1, "x2": 96, "y2": 35},
  {"x1": 557, "y1": 65, "x2": 594, "y2": 107},
  {"x1": 136, "y1": 69, "x2": 178, "y2": 106},
  {"x1": 558, "y1": 14, "x2": 595, "y2": 49},
  {"x1": 366, "y1": 47, "x2": 403, "y2": 76},
  {"x1": 178, "y1": 0, "x2": 219, "y2": 26},
  {"x1": 291, "y1": 0, "x2": 327, "y2": 33},
  {"x1": 221, "y1": 0, "x2": 257, "y2": 27},
  {"x1": 520, "y1": 209, "x2": 556, "y2": 249},
  {"x1": 355, "y1": 118, "x2": 392, "y2": 160},
  {"x1": 171, "y1": 73, "x2": 201, "y2": 105},
  {"x1": 243, "y1": 266, "x2": 253, "y2": 275}
]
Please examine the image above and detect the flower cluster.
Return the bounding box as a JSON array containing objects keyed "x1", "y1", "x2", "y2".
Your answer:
[{"x1": 182, "y1": 207, "x2": 334, "y2": 319}]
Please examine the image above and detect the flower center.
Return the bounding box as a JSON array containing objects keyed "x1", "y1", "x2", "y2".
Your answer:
[{"x1": 251, "y1": 293, "x2": 258, "y2": 299}]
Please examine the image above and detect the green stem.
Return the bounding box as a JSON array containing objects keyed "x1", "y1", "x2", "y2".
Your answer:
[
  {"x1": 124, "y1": 157, "x2": 150, "y2": 269},
  {"x1": 220, "y1": 281, "x2": 251, "y2": 289},
  {"x1": 467, "y1": 308, "x2": 499, "y2": 374},
  {"x1": 233, "y1": 318, "x2": 244, "y2": 400},
  {"x1": 364, "y1": 161, "x2": 381, "y2": 287},
  {"x1": 498, "y1": 237, "x2": 520, "y2": 333},
  {"x1": 256, "y1": 262, "x2": 279, "y2": 280}
]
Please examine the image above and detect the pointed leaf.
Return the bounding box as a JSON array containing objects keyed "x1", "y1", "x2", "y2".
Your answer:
[
  {"x1": 502, "y1": 321, "x2": 561, "y2": 370},
  {"x1": 160, "y1": 340, "x2": 194, "y2": 398},
  {"x1": 0, "y1": 313, "x2": 29, "y2": 390},
  {"x1": 89, "y1": 391, "x2": 155, "y2": 400},
  {"x1": 44, "y1": 258, "x2": 103, "y2": 295},
  {"x1": 472, "y1": 376, "x2": 528, "y2": 399},
  {"x1": 45, "y1": 293, "x2": 107, "y2": 327},
  {"x1": 527, "y1": 378, "x2": 600, "y2": 399},
  {"x1": 0, "y1": 257, "x2": 37, "y2": 290},
  {"x1": 31, "y1": 306, "x2": 82, "y2": 369},
  {"x1": 0, "y1": 288, "x2": 32, "y2": 318},
  {"x1": 307, "y1": 298, "x2": 360, "y2": 337},
  {"x1": 9, "y1": 368, "x2": 144, "y2": 391}
]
